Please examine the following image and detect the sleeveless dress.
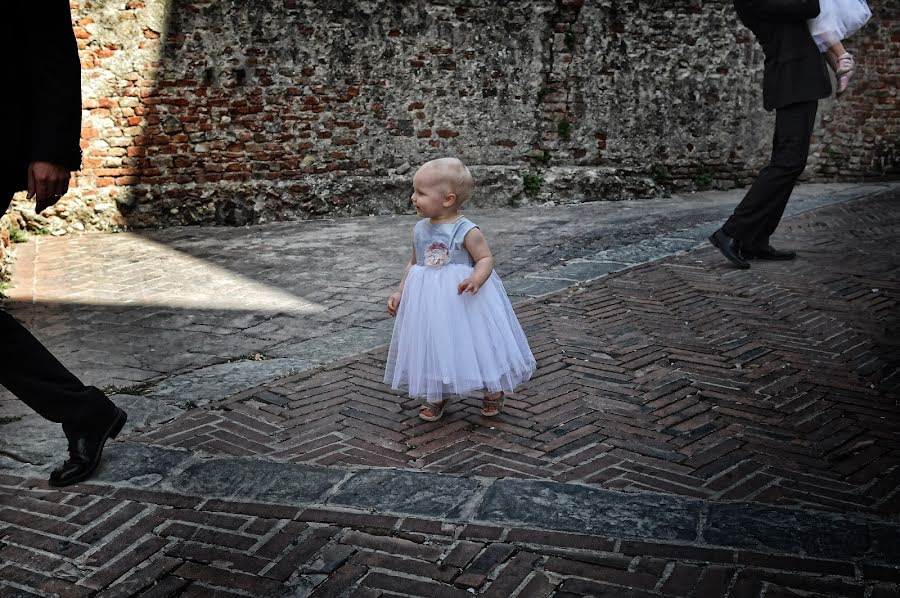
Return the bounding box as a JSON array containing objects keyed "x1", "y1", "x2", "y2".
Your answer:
[
  {"x1": 384, "y1": 217, "x2": 536, "y2": 402},
  {"x1": 808, "y1": 0, "x2": 871, "y2": 52}
]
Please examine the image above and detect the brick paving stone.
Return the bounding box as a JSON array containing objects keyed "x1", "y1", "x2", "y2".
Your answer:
[
  {"x1": 93, "y1": 556, "x2": 182, "y2": 598},
  {"x1": 79, "y1": 537, "x2": 168, "y2": 590}
]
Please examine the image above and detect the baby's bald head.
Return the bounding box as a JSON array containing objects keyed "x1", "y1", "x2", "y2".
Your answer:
[{"x1": 418, "y1": 157, "x2": 474, "y2": 206}]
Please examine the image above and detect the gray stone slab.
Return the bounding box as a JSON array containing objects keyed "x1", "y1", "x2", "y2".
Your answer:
[
  {"x1": 676, "y1": 222, "x2": 720, "y2": 242},
  {"x1": 640, "y1": 236, "x2": 700, "y2": 255},
  {"x1": 329, "y1": 469, "x2": 483, "y2": 519},
  {"x1": 111, "y1": 394, "x2": 185, "y2": 433},
  {"x1": 162, "y1": 456, "x2": 345, "y2": 504},
  {"x1": 269, "y1": 324, "x2": 392, "y2": 362},
  {"x1": 476, "y1": 479, "x2": 701, "y2": 541},
  {"x1": 94, "y1": 442, "x2": 194, "y2": 487},
  {"x1": 0, "y1": 455, "x2": 46, "y2": 477},
  {"x1": 146, "y1": 357, "x2": 310, "y2": 406},
  {"x1": 530, "y1": 260, "x2": 632, "y2": 282},
  {"x1": 0, "y1": 415, "x2": 66, "y2": 469},
  {"x1": 705, "y1": 503, "x2": 900, "y2": 564},
  {"x1": 585, "y1": 237, "x2": 695, "y2": 265},
  {"x1": 504, "y1": 278, "x2": 574, "y2": 298}
]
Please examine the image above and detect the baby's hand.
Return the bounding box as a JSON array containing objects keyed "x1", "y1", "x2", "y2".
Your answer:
[
  {"x1": 457, "y1": 278, "x2": 480, "y2": 295},
  {"x1": 387, "y1": 291, "x2": 402, "y2": 317}
]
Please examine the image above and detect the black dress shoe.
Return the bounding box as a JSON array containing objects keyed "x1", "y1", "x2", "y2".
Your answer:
[
  {"x1": 49, "y1": 407, "x2": 127, "y2": 487},
  {"x1": 742, "y1": 245, "x2": 796, "y2": 260},
  {"x1": 709, "y1": 229, "x2": 750, "y2": 269}
]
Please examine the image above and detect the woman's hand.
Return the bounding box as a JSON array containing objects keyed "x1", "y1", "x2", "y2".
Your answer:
[
  {"x1": 457, "y1": 278, "x2": 480, "y2": 295},
  {"x1": 387, "y1": 291, "x2": 402, "y2": 317}
]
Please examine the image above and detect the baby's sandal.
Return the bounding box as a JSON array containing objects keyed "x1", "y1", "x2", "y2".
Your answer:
[
  {"x1": 481, "y1": 392, "x2": 505, "y2": 417},
  {"x1": 419, "y1": 400, "x2": 446, "y2": 422}
]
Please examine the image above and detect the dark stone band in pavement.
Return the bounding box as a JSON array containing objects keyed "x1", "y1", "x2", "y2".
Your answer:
[
  {"x1": 504, "y1": 183, "x2": 892, "y2": 299},
  {"x1": 84, "y1": 442, "x2": 900, "y2": 564}
]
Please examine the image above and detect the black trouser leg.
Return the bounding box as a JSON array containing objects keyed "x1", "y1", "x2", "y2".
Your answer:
[
  {"x1": 1, "y1": 188, "x2": 114, "y2": 432},
  {"x1": 0, "y1": 309, "x2": 114, "y2": 430},
  {"x1": 722, "y1": 100, "x2": 818, "y2": 247}
]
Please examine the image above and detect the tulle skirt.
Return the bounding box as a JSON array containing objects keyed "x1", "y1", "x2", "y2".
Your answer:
[
  {"x1": 384, "y1": 264, "x2": 536, "y2": 402},
  {"x1": 808, "y1": 0, "x2": 871, "y2": 52}
]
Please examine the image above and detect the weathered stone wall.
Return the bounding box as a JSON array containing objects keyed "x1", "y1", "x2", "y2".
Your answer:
[{"x1": 3, "y1": 0, "x2": 898, "y2": 238}]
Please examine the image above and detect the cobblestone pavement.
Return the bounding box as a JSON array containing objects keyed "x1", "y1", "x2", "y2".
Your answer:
[{"x1": 1, "y1": 185, "x2": 899, "y2": 597}]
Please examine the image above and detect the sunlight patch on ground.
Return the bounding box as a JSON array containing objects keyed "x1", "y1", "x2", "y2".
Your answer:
[{"x1": 8, "y1": 233, "x2": 325, "y2": 314}]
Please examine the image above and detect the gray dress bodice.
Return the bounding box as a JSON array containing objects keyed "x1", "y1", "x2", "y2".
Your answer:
[{"x1": 414, "y1": 217, "x2": 478, "y2": 267}]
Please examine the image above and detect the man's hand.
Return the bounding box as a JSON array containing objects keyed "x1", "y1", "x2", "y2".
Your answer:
[
  {"x1": 27, "y1": 161, "x2": 71, "y2": 213},
  {"x1": 387, "y1": 291, "x2": 402, "y2": 317}
]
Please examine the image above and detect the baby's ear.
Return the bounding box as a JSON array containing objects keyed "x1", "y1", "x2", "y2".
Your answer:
[{"x1": 444, "y1": 193, "x2": 458, "y2": 207}]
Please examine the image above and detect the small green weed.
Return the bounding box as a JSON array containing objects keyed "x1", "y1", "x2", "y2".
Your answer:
[
  {"x1": 8, "y1": 228, "x2": 27, "y2": 243},
  {"x1": 103, "y1": 381, "x2": 155, "y2": 396},
  {"x1": 693, "y1": 172, "x2": 713, "y2": 189},
  {"x1": 0, "y1": 416, "x2": 22, "y2": 425},
  {"x1": 557, "y1": 120, "x2": 572, "y2": 142},
  {"x1": 229, "y1": 352, "x2": 273, "y2": 362},
  {"x1": 523, "y1": 174, "x2": 544, "y2": 198},
  {"x1": 825, "y1": 146, "x2": 846, "y2": 160}
]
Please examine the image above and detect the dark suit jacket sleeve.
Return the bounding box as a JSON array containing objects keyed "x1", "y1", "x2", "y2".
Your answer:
[
  {"x1": 741, "y1": 0, "x2": 821, "y2": 22},
  {"x1": 26, "y1": 1, "x2": 83, "y2": 171}
]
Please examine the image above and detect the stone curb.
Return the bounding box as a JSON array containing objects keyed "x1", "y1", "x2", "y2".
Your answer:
[{"x1": 30, "y1": 442, "x2": 899, "y2": 565}]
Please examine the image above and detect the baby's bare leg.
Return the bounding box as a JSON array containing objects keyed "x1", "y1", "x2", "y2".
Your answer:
[{"x1": 825, "y1": 41, "x2": 847, "y2": 71}]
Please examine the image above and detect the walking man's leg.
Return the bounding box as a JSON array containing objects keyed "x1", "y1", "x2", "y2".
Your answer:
[
  {"x1": 712, "y1": 100, "x2": 818, "y2": 266},
  {"x1": 1, "y1": 187, "x2": 126, "y2": 486},
  {"x1": 0, "y1": 308, "x2": 126, "y2": 486}
]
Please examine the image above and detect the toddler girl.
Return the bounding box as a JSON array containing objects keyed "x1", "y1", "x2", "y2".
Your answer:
[
  {"x1": 808, "y1": 0, "x2": 871, "y2": 96},
  {"x1": 384, "y1": 157, "x2": 536, "y2": 421}
]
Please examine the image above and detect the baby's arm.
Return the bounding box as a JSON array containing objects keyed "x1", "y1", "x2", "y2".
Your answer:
[
  {"x1": 388, "y1": 243, "x2": 416, "y2": 317},
  {"x1": 458, "y1": 228, "x2": 494, "y2": 295}
]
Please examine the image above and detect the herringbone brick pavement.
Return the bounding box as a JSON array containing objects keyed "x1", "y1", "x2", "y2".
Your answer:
[
  {"x1": 1, "y1": 474, "x2": 897, "y2": 597},
  {"x1": 2, "y1": 191, "x2": 899, "y2": 596},
  {"x1": 127, "y1": 191, "x2": 900, "y2": 516}
]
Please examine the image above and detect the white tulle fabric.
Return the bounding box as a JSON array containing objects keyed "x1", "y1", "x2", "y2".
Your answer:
[
  {"x1": 384, "y1": 264, "x2": 536, "y2": 402},
  {"x1": 808, "y1": 0, "x2": 871, "y2": 52}
]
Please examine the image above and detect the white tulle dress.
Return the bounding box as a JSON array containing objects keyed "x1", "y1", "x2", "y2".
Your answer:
[
  {"x1": 808, "y1": 0, "x2": 871, "y2": 52},
  {"x1": 384, "y1": 217, "x2": 536, "y2": 403}
]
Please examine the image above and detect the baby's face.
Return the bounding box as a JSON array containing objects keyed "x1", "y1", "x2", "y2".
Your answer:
[{"x1": 411, "y1": 165, "x2": 451, "y2": 218}]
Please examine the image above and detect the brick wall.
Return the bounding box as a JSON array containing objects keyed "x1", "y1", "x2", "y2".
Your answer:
[
  {"x1": 814, "y1": 0, "x2": 899, "y2": 177},
  {"x1": 3, "y1": 0, "x2": 898, "y2": 236}
]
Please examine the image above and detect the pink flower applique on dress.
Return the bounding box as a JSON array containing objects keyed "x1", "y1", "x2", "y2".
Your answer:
[{"x1": 424, "y1": 241, "x2": 450, "y2": 267}]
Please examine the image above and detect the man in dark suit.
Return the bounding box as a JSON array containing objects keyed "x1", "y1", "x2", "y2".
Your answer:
[
  {"x1": 710, "y1": 0, "x2": 832, "y2": 268},
  {"x1": 1, "y1": 2, "x2": 127, "y2": 486}
]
